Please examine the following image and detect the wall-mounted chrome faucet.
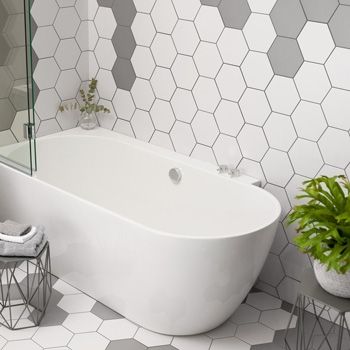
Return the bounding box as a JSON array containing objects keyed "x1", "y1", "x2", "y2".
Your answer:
[{"x1": 217, "y1": 164, "x2": 241, "y2": 178}]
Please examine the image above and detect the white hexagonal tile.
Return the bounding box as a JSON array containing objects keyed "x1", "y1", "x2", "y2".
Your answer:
[
  {"x1": 298, "y1": 22, "x2": 334, "y2": 64},
  {"x1": 289, "y1": 139, "x2": 323, "y2": 177},
  {"x1": 266, "y1": 76, "x2": 300, "y2": 115},
  {"x1": 190, "y1": 145, "x2": 216, "y2": 165},
  {"x1": 33, "y1": 58, "x2": 60, "y2": 90},
  {"x1": 76, "y1": 0, "x2": 98, "y2": 20},
  {"x1": 172, "y1": 55, "x2": 198, "y2": 90},
  {"x1": 132, "y1": 13, "x2": 156, "y2": 46},
  {"x1": 171, "y1": 88, "x2": 197, "y2": 123},
  {"x1": 206, "y1": 321, "x2": 237, "y2": 340},
  {"x1": 194, "y1": 42, "x2": 222, "y2": 78},
  {"x1": 33, "y1": 326, "x2": 73, "y2": 348},
  {"x1": 55, "y1": 69, "x2": 81, "y2": 101},
  {"x1": 32, "y1": 26, "x2": 59, "y2": 59},
  {"x1": 150, "y1": 99, "x2": 175, "y2": 132},
  {"x1": 31, "y1": 0, "x2": 58, "y2": 26},
  {"x1": 264, "y1": 184, "x2": 291, "y2": 220},
  {"x1": 54, "y1": 7, "x2": 80, "y2": 39},
  {"x1": 195, "y1": 5, "x2": 224, "y2": 43},
  {"x1": 243, "y1": 13, "x2": 276, "y2": 52},
  {"x1": 172, "y1": 0, "x2": 201, "y2": 20},
  {"x1": 217, "y1": 28, "x2": 248, "y2": 66},
  {"x1": 131, "y1": 78, "x2": 155, "y2": 111},
  {"x1": 170, "y1": 121, "x2": 196, "y2": 155},
  {"x1": 151, "y1": 33, "x2": 176, "y2": 68},
  {"x1": 133, "y1": 0, "x2": 156, "y2": 13},
  {"x1": 96, "y1": 69, "x2": 116, "y2": 101},
  {"x1": 95, "y1": 38, "x2": 116, "y2": 70},
  {"x1": 292, "y1": 101, "x2": 327, "y2": 141},
  {"x1": 264, "y1": 113, "x2": 297, "y2": 151},
  {"x1": 35, "y1": 89, "x2": 60, "y2": 121},
  {"x1": 57, "y1": 293, "x2": 95, "y2": 313},
  {"x1": 229, "y1": 304, "x2": 260, "y2": 324},
  {"x1": 151, "y1": 67, "x2": 176, "y2": 100},
  {"x1": 172, "y1": 335, "x2": 211, "y2": 350},
  {"x1": 260, "y1": 309, "x2": 297, "y2": 331},
  {"x1": 131, "y1": 109, "x2": 155, "y2": 141},
  {"x1": 215, "y1": 100, "x2": 244, "y2": 137},
  {"x1": 239, "y1": 89, "x2": 270, "y2": 126},
  {"x1": 132, "y1": 46, "x2": 155, "y2": 79},
  {"x1": 150, "y1": 131, "x2": 174, "y2": 150},
  {"x1": 295, "y1": 62, "x2": 331, "y2": 103},
  {"x1": 318, "y1": 127, "x2": 350, "y2": 168},
  {"x1": 239, "y1": 158, "x2": 267, "y2": 186},
  {"x1": 98, "y1": 319, "x2": 138, "y2": 340},
  {"x1": 94, "y1": 7, "x2": 116, "y2": 39},
  {"x1": 246, "y1": 292, "x2": 282, "y2": 311},
  {"x1": 69, "y1": 333, "x2": 109, "y2": 350},
  {"x1": 172, "y1": 20, "x2": 200, "y2": 56},
  {"x1": 76, "y1": 21, "x2": 98, "y2": 51},
  {"x1": 53, "y1": 279, "x2": 80, "y2": 295},
  {"x1": 241, "y1": 51, "x2": 273, "y2": 90},
  {"x1": 211, "y1": 337, "x2": 250, "y2": 350},
  {"x1": 11, "y1": 111, "x2": 28, "y2": 142},
  {"x1": 261, "y1": 149, "x2": 294, "y2": 187},
  {"x1": 216, "y1": 65, "x2": 246, "y2": 102},
  {"x1": 193, "y1": 77, "x2": 220, "y2": 113},
  {"x1": 247, "y1": 0, "x2": 277, "y2": 14},
  {"x1": 55, "y1": 38, "x2": 81, "y2": 70},
  {"x1": 63, "y1": 312, "x2": 102, "y2": 333},
  {"x1": 213, "y1": 134, "x2": 242, "y2": 167},
  {"x1": 113, "y1": 89, "x2": 135, "y2": 121},
  {"x1": 0, "y1": 323, "x2": 37, "y2": 341},
  {"x1": 77, "y1": 51, "x2": 97, "y2": 81},
  {"x1": 236, "y1": 323, "x2": 274, "y2": 345},
  {"x1": 151, "y1": 0, "x2": 177, "y2": 34},
  {"x1": 192, "y1": 111, "x2": 219, "y2": 146},
  {"x1": 237, "y1": 125, "x2": 268, "y2": 161},
  {"x1": 322, "y1": 88, "x2": 350, "y2": 130},
  {"x1": 2, "y1": 340, "x2": 39, "y2": 350},
  {"x1": 325, "y1": 47, "x2": 350, "y2": 90},
  {"x1": 114, "y1": 119, "x2": 135, "y2": 137},
  {"x1": 134, "y1": 328, "x2": 172, "y2": 347},
  {"x1": 36, "y1": 118, "x2": 62, "y2": 137}
]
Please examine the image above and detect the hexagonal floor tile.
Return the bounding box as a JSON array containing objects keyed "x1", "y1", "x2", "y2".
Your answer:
[
  {"x1": 172, "y1": 334, "x2": 211, "y2": 350},
  {"x1": 236, "y1": 323, "x2": 275, "y2": 345},
  {"x1": 63, "y1": 312, "x2": 102, "y2": 333},
  {"x1": 246, "y1": 292, "x2": 282, "y2": 311},
  {"x1": 134, "y1": 328, "x2": 172, "y2": 347},
  {"x1": 229, "y1": 304, "x2": 260, "y2": 324},
  {"x1": 2, "y1": 339, "x2": 40, "y2": 350},
  {"x1": 57, "y1": 293, "x2": 95, "y2": 313},
  {"x1": 98, "y1": 318, "x2": 138, "y2": 340},
  {"x1": 32, "y1": 325, "x2": 73, "y2": 348},
  {"x1": 69, "y1": 332, "x2": 109, "y2": 350},
  {"x1": 260, "y1": 309, "x2": 297, "y2": 330},
  {"x1": 106, "y1": 339, "x2": 146, "y2": 350}
]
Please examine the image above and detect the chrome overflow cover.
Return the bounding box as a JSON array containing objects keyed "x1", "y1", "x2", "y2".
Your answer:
[{"x1": 169, "y1": 168, "x2": 182, "y2": 185}]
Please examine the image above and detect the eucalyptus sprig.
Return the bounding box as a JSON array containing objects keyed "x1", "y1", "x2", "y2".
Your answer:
[
  {"x1": 288, "y1": 175, "x2": 350, "y2": 274},
  {"x1": 59, "y1": 78, "x2": 110, "y2": 115}
]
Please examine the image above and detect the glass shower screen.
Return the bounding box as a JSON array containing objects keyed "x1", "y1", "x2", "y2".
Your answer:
[{"x1": 0, "y1": 0, "x2": 36, "y2": 175}]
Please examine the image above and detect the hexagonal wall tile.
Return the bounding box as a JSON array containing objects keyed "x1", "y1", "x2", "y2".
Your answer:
[
  {"x1": 237, "y1": 125, "x2": 268, "y2": 161},
  {"x1": 150, "y1": 67, "x2": 176, "y2": 101},
  {"x1": 193, "y1": 77, "x2": 220, "y2": 113},
  {"x1": 170, "y1": 121, "x2": 196, "y2": 155},
  {"x1": 171, "y1": 88, "x2": 197, "y2": 123},
  {"x1": 192, "y1": 111, "x2": 219, "y2": 146},
  {"x1": 172, "y1": 55, "x2": 198, "y2": 90},
  {"x1": 325, "y1": 48, "x2": 350, "y2": 90},
  {"x1": 131, "y1": 109, "x2": 155, "y2": 141},
  {"x1": 213, "y1": 134, "x2": 242, "y2": 167},
  {"x1": 195, "y1": 5, "x2": 223, "y2": 42},
  {"x1": 151, "y1": 33, "x2": 176, "y2": 68},
  {"x1": 194, "y1": 42, "x2": 222, "y2": 78},
  {"x1": 172, "y1": 20, "x2": 200, "y2": 56},
  {"x1": 216, "y1": 65, "x2": 245, "y2": 102},
  {"x1": 218, "y1": 0, "x2": 251, "y2": 30},
  {"x1": 214, "y1": 100, "x2": 244, "y2": 137},
  {"x1": 151, "y1": 0, "x2": 177, "y2": 34}
]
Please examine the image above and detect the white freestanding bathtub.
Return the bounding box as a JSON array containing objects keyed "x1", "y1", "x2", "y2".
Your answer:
[{"x1": 0, "y1": 127, "x2": 281, "y2": 335}]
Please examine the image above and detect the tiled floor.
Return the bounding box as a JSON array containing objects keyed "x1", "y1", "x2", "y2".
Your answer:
[{"x1": 0, "y1": 273, "x2": 348, "y2": 350}]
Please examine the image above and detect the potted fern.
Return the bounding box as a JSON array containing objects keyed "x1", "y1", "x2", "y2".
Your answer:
[
  {"x1": 59, "y1": 78, "x2": 110, "y2": 130},
  {"x1": 288, "y1": 175, "x2": 350, "y2": 297}
]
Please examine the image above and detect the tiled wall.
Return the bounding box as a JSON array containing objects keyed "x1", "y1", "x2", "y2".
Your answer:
[
  {"x1": 30, "y1": 0, "x2": 350, "y2": 304},
  {"x1": 0, "y1": 0, "x2": 32, "y2": 145}
]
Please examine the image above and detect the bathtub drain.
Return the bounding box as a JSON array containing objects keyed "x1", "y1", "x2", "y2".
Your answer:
[{"x1": 169, "y1": 168, "x2": 182, "y2": 185}]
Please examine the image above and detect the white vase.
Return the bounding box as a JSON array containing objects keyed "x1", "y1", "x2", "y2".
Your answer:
[{"x1": 314, "y1": 260, "x2": 350, "y2": 298}]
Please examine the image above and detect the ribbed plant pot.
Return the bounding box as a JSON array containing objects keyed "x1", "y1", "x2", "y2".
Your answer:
[{"x1": 314, "y1": 260, "x2": 350, "y2": 298}]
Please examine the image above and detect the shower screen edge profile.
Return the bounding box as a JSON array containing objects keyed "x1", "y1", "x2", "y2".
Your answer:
[{"x1": 0, "y1": 0, "x2": 37, "y2": 175}]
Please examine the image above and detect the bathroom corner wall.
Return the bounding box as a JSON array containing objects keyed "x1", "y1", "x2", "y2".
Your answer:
[
  {"x1": 32, "y1": 0, "x2": 350, "y2": 304},
  {"x1": 30, "y1": 0, "x2": 90, "y2": 138}
]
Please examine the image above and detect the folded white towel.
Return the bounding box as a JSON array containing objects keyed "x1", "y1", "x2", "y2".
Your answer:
[{"x1": 0, "y1": 226, "x2": 37, "y2": 244}]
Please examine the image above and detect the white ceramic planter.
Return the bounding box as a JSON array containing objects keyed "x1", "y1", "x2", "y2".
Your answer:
[{"x1": 314, "y1": 260, "x2": 350, "y2": 298}]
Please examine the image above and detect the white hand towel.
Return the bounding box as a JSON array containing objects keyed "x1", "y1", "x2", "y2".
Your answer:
[{"x1": 0, "y1": 226, "x2": 37, "y2": 244}]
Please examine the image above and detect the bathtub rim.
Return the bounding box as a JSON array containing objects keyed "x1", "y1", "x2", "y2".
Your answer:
[{"x1": 0, "y1": 127, "x2": 282, "y2": 240}]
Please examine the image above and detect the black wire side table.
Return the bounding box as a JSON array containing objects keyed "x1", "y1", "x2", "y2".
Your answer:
[
  {"x1": 285, "y1": 269, "x2": 350, "y2": 350},
  {"x1": 0, "y1": 242, "x2": 52, "y2": 330}
]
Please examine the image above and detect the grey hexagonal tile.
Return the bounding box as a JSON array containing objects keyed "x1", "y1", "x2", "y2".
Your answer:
[
  {"x1": 112, "y1": 25, "x2": 136, "y2": 59},
  {"x1": 0, "y1": 35, "x2": 11, "y2": 65},
  {"x1": 0, "y1": 99, "x2": 16, "y2": 131},
  {"x1": 106, "y1": 339, "x2": 147, "y2": 350},
  {"x1": 218, "y1": 0, "x2": 251, "y2": 29},
  {"x1": 329, "y1": 5, "x2": 350, "y2": 49},
  {"x1": 0, "y1": 67, "x2": 13, "y2": 99},
  {"x1": 270, "y1": 0, "x2": 306, "y2": 38},
  {"x1": 112, "y1": 58, "x2": 136, "y2": 91},
  {"x1": 301, "y1": 0, "x2": 338, "y2": 23},
  {"x1": 97, "y1": 0, "x2": 114, "y2": 7},
  {"x1": 112, "y1": 0, "x2": 137, "y2": 27},
  {"x1": 91, "y1": 301, "x2": 123, "y2": 320},
  {"x1": 268, "y1": 36, "x2": 303, "y2": 78}
]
